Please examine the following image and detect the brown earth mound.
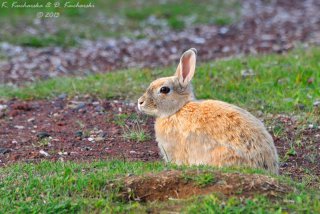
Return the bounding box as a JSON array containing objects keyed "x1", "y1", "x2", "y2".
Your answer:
[{"x1": 118, "y1": 170, "x2": 290, "y2": 202}]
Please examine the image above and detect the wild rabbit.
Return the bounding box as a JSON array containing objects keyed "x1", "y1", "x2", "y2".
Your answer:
[{"x1": 138, "y1": 48, "x2": 279, "y2": 174}]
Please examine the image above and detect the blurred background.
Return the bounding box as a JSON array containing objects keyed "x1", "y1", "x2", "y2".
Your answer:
[
  {"x1": 1, "y1": 0, "x2": 319, "y2": 86},
  {"x1": 0, "y1": 0, "x2": 239, "y2": 46}
]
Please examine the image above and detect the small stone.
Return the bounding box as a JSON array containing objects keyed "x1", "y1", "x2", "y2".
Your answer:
[
  {"x1": 241, "y1": 69, "x2": 255, "y2": 78},
  {"x1": 261, "y1": 34, "x2": 276, "y2": 41},
  {"x1": 0, "y1": 104, "x2": 7, "y2": 111},
  {"x1": 14, "y1": 125, "x2": 24, "y2": 129},
  {"x1": 53, "y1": 113, "x2": 59, "y2": 117},
  {"x1": 190, "y1": 37, "x2": 205, "y2": 44},
  {"x1": 68, "y1": 101, "x2": 85, "y2": 110},
  {"x1": 256, "y1": 111, "x2": 263, "y2": 117},
  {"x1": 129, "y1": 150, "x2": 136, "y2": 154},
  {"x1": 75, "y1": 131, "x2": 83, "y2": 137},
  {"x1": 76, "y1": 103, "x2": 86, "y2": 110},
  {"x1": 92, "y1": 101, "x2": 100, "y2": 106},
  {"x1": 39, "y1": 150, "x2": 50, "y2": 157},
  {"x1": 222, "y1": 46, "x2": 230, "y2": 53},
  {"x1": 308, "y1": 124, "x2": 314, "y2": 129},
  {"x1": 84, "y1": 147, "x2": 92, "y2": 151},
  {"x1": 219, "y1": 27, "x2": 229, "y2": 35},
  {"x1": 88, "y1": 137, "x2": 94, "y2": 142},
  {"x1": 37, "y1": 132, "x2": 50, "y2": 139},
  {"x1": 94, "y1": 137, "x2": 105, "y2": 142},
  {"x1": 313, "y1": 101, "x2": 320, "y2": 107},
  {"x1": 295, "y1": 104, "x2": 305, "y2": 110},
  {"x1": 58, "y1": 93, "x2": 67, "y2": 99},
  {"x1": 95, "y1": 129, "x2": 103, "y2": 134},
  {"x1": 27, "y1": 117, "x2": 35, "y2": 123},
  {"x1": 58, "y1": 151, "x2": 68, "y2": 155},
  {"x1": 272, "y1": 45, "x2": 281, "y2": 52},
  {"x1": 95, "y1": 106, "x2": 104, "y2": 112},
  {"x1": 99, "y1": 132, "x2": 107, "y2": 138},
  {"x1": 78, "y1": 108, "x2": 86, "y2": 113},
  {"x1": 0, "y1": 148, "x2": 11, "y2": 154}
]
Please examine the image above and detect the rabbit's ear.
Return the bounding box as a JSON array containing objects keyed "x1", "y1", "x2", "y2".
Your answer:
[{"x1": 175, "y1": 48, "x2": 197, "y2": 87}]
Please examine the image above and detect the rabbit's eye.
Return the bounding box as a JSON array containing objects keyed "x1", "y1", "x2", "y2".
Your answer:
[{"x1": 160, "y1": 86, "x2": 170, "y2": 94}]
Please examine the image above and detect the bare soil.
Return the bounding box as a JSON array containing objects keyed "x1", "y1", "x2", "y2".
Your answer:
[
  {"x1": 118, "y1": 170, "x2": 290, "y2": 202},
  {"x1": 272, "y1": 114, "x2": 320, "y2": 186},
  {"x1": 0, "y1": 98, "x2": 160, "y2": 166}
]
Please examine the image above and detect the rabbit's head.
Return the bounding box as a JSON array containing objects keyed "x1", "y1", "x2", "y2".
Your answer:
[{"x1": 138, "y1": 48, "x2": 197, "y2": 117}]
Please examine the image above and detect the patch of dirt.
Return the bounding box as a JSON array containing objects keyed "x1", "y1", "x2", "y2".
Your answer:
[
  {"x1": 271, "y1": 114, "x2": 320, "y2": 187},
  {"x1": 1, "y1": 0, "x2": 320, "y2": 86},
  {"x1": 118, "y1": 170, "x2": 290, "y2": 202},
  {"x1": 0, "y1": 97, "x2": 160, "y2": 166}
]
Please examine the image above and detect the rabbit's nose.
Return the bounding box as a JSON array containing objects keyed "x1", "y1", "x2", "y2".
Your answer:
[{"x1": 138, "y1": 97, "x2": 145, "y2": 105}]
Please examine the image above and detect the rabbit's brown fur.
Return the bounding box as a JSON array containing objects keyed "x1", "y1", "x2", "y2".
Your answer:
[{"x1": 138, "y1": 48, "x2": 279, "y2": 174}]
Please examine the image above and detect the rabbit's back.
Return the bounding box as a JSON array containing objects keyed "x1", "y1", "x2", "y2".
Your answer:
[{"x1": 155, "y1": 100, "x2": 279, "y2": 173}]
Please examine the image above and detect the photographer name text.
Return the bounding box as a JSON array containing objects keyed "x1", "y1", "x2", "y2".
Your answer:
[{"x1": 1, "y1": 1, "x2": 95, "y2": 8}]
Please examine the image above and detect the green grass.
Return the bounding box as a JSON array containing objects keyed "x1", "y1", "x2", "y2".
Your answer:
[
  {"x1": 0, "y1": 160, "x2": 319, "y2": 213},
  {"x1": 1, "y1": 47, "x2": 319, "y2": 116},
  {"x1": 111, "y1": 113, "x2": 151, "y2": 142},
  {"x1": 122, "y1": 128, "x2": 151, "y2": 142},
  {"x1": 0, "y1": 0, "x2": 240, "y2": 47},
  {"x1": 186, "y1": 193, "x2": 320, "y2": 213},
  {"x1": 183, "y1": 171, "x2": 216, "y2": 187},
  {"x1": 113, "y1": 113, "x2": 130, "y2": 127}
]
